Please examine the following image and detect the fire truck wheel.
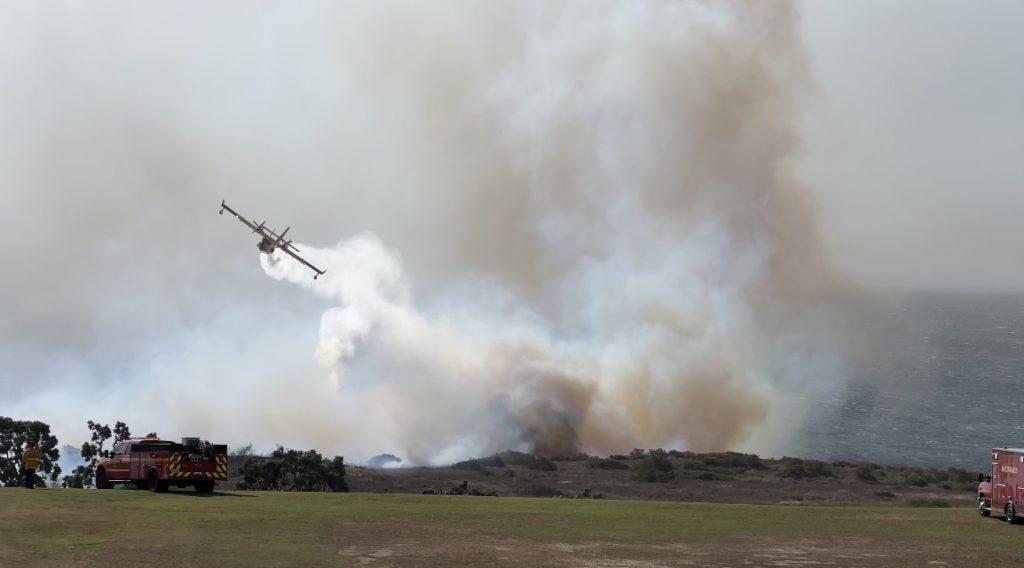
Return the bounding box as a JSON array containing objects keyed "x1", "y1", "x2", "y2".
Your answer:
[
  {"x1": 979, "y1": 499, "x2": 991, "y2": 517},
  {"x1": 1005, "y1": 503, "x2": 1020, "y2": 524},
  {"x1": 134, "y1": 480, "x2": 147, "y2": 490},
  {"x1": 95, "y1": 469, "x2": 111, "y2": 489},
  {"x1": 147, "y1": 469, "x2": 168, "y2": 493},
  {"x1": 194, "y1": 481, "x2": 214, "y2": 493}
]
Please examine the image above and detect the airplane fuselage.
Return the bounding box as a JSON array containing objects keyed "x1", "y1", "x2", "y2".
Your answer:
[{"x1": 258, "y1": 236, "x2": 276, "y2": 254}]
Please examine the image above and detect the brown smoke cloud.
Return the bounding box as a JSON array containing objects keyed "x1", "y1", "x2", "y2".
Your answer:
[
  {"x1": 254, "y1": 0, "x2": 843, "y2": 463},
  {"x1": 2, "y1": 0, "x2": 846, "y2": 462}
]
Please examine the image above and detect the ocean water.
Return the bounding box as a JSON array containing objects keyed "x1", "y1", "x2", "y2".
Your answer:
[{"x1": 796, "y1": 293, "x2": 1024, "y2": 472}]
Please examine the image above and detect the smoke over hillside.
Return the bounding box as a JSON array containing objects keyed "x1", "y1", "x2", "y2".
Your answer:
[
  {"x1": 260, "y1": 0, "x2": 842, "y2": 463},
  {"x1": 1, "y1": 1, "x2": 848, "y2": 463}
]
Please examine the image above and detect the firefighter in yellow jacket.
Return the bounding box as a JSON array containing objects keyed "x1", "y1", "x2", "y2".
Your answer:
[{"x1": 22, "y1": 441, "x2": 44, "y2": 489}]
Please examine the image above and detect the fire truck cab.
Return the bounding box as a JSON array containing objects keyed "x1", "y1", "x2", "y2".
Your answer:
[
  {"x1": 95, "y1": 433, "x2": 228, "y2": 493},
  {"x1": 979, "y1": 447, "x2": 1024, "y2": 523}
]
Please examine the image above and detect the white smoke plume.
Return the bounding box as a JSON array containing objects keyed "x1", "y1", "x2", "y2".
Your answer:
[
  {"x1": 2, "y1": 0, "x2": 848, "y2": 463},
  {"x1": 258, "y1": 0, "x2": 844, "y2": 466}
]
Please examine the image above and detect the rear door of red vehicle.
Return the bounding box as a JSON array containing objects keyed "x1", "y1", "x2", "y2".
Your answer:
[
  {"x1": 130, "y1": 443, "x2": 150, "y2": 481},
  {"x1": 993, "y1": 450, "x2": 1016, "y2": 511},
  {"x1": 1012, "y1": 453, "x2": 1024, "y2": 508},
  {"x1": 132, "y1": 441, "x2": 176, "y2": 480}
]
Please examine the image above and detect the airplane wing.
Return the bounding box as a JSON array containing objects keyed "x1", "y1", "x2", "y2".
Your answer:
[
  {"x1": 278, "y1": 243, "x2": 327, "y2": 280},
  {"x1": 219, "y1": 200, "x2": 262, "y2": 233}
]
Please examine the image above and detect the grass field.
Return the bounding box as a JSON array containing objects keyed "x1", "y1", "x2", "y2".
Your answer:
[{"x1": 1, "y1": 488, "x2": 1020, "y2": 567}]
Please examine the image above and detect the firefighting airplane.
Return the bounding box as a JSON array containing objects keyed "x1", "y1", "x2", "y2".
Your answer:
[{"x1": 219, "y1": 200, "x2": 326, "y2": 280}]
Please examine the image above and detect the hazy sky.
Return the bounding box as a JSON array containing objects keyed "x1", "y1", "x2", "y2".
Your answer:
[
  {"x1": 800, "y1": 0, "x2": 1024, "y2": 292},
  {"x1": 1, "y1": 1, "x2": 1021, "y2": 456}
]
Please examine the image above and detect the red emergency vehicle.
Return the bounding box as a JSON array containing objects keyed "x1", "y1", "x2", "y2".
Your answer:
[
  {"x1": 978, "y1": 447, "x2": 1024, "y2": 523},
  {"x1": 95, "y1": 433, "x2": 228, "y2": 493}
]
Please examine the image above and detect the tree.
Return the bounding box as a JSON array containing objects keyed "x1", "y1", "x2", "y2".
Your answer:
[
  {"x1": 237, "y1": 446, "x2": 348, "y2": 492},
  {"x1": 0, "y1": 416, "x2": 61, "y2": 487},
  {"x1": 230, "y1": 443, "x2": 256, "y2": 457},
  {"x1": 113, "y1": 421, "x2": 131, "y2": 444},
  {"x1": 62, "y1": 420, "x2": 123, "y2": 488},
  {"x1": 630, "y1": 449, "x2": 675, "y2": 483}
]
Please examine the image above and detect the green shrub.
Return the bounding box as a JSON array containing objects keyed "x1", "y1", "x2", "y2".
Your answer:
[
  {"x1": 672, "y1": 452, "x2": 763, "y2": 481},
  {"x1": 803, "y1": 460, "x2": 832, "y2": 478},
  {"x1": 904, "y1": 473, "x2": 928, "y2": 487},
  {"x1": 452, "y1": 459, "x2": 485, "y2": 471},
  {"x1": 550, "y1": 453, "x2": 590, "y2": 462},
  {"x1": 528, "y1": 484, "x2": 557, "y2": 497},
  {"x1": 780, "y1": 458, "x2": 833, "y2": 480},
  {"x1": 946, "y1": 467, "x2": 976, "y2": 490},
  {"x1": 452, "y1": 454, "x2": 506, "y2": 471},
  {"x1": 478, "y1": 455, "x2": 506, "y2": 468},
  {"x1": 698, "y1": 452, "x2": 765, "y2": 471},
  {"x1": 781, "y1": 460, "x2": 805, "y2": 479},
  {"x1": 630, "y1": 450, "x2": 674, "y2": 482},
  {"x1": 496, "y1": 450, "x2": 535, "y2": 466},
  {"x1": 559, "y1": 488, "x2": 595, "y2": 499},
  {"x1": 946, "y1": 467, "x2": 974, "y2": 484},
  {"x1": 678, "y1": 469, "x2": 730, "y2": 481},
  {"x1": 588, "y1": 458, "x2": 629, "y2": 470},
  {"x1": 495, "y1": 451, "x2": 556, "y2": 471},
  {"x1": 855, "y1": 464, "x2": 878, "y2": 483},
  {"x1": 237, "y1": 446, "x2": 348, "y2": 492},
  {"x1": 527, "y1": 456, "x2": 557, "y2": 471}
]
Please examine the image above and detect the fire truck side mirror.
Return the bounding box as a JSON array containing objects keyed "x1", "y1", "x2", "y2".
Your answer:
[{"x1": 979, "y1": 473, "x2": 985, "y2": 482}]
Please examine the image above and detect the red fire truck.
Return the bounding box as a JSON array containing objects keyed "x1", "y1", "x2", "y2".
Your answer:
[
  {"x1": 978, "y1": 447, "x2": 1024, "y2": 523},
  {"x1": 95, "y1": 433, "x2": 228, "y2": 493}
]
